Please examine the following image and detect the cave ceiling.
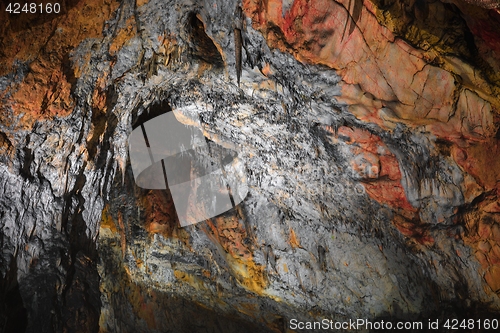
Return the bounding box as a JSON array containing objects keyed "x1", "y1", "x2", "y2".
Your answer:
[{"x1": 1, "y1": 0, "x2": 500, "y2": 332}]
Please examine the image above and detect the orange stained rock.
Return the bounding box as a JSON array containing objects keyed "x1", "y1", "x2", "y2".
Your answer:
[
  {"x1": 329, "y1": 126, "x2": 417, "y2": 213},
  {"x1": 226, "y1": 255, "x2": 268, "y2": 296},
  {"x1": 261, "y1": 62, "x2": 273, "y2": 76},
  {"x1": 244, "y1": 1, "x2": 500, "y2": 267},
  {"x1": 0, "y1": 0, "x2": 120, "y2": 127},
  {"x1": 485, "y1": 265, "x2": 500, "y2": 293},
  {"x1": 392, "y1": 214, "x2": 434, "y2": 245},
  {"x1": 453, "y1": 139, "x2": 500, "y2": 191},
  {"x1": 326, "y1": 124, "x2": 438, "y2": 244},
  {"x1": 203, "y1": 215, "x2": 268, "y2": 295},
  {"x1": 7, "y1": 64, "x2": 74, "y2": 125},
  {"x1": 364, "y1": 181, "x2": 416, "y2": 213},
  {"x1": 492, "y1": 223, "x2": 500, "y2": 242},
  {"x1": 140, "y1": 190, "x2": 188, "y2": 241},
  {"x1": 109, "y1": 16, "x2": 138, "y2": 56},
  {"x1": 136, "y1": 0, "x2": 149, "y2": 7},
  {"x1": 484, "y1": 201, "x2": 500, "y2": 214},
  {"x1": 478, "y1": 240, "x2": 492, "y2": 253},
  {"x1": 243, "y1": 1, "x2": 499, "y2": 183},
  {"x1": 244, "y1": 0, "x2": 458, "y2": 117},
  {"x1": 90, "y1": 74, "x2": 114, "y2": 119},
  {"x1": 289, "y1": 228, "x2": 301, "y2": 248},
  {"x1": 476, "y1": 250, "x2": 490, "y2": 269},
  {"x1": 205, "y1": 213, "x2": 253, "y2": 261},
  {"x1": 461, "y1": 196, "x2": 500, "y2": 293},
  {"x1": 0, "y1": 133, "x2": 14, "y2": 161},
  {"x1": 490, "y1": 245, "x2": 500, "y2": 265}
]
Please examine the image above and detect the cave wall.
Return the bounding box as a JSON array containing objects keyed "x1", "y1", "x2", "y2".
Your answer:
[{"x1": 1, "y1": 0, "x2": 500, "y2": 332}]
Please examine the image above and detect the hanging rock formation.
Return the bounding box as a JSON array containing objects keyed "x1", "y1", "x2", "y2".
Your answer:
[{"x1": 1, "y1": 0, "x2": 500, "y2": 332}]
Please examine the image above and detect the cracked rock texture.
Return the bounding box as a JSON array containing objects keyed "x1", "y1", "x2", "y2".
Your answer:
[{"x1": 1, "y1": 0, "x2": 500, "y2": 332}]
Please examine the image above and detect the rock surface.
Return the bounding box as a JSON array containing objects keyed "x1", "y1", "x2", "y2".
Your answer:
[{"x1": 1, "y1": 0, "x2": 500, "y2": 332}]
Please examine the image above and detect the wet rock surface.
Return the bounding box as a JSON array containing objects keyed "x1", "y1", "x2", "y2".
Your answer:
[{"x1": 1, "y1": 0, "x2": 500, "y2": 332}]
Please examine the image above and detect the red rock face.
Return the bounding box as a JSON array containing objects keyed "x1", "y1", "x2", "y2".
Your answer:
[
  {"x1": 325, "y1": 125, "x2": 416, "y2": 212},
  {"x1": 243, "y1": 0, "x2": 499, "y2": 136},
  {"x1": 244, "y1": 0, "x2": 500, "y2": 291},
  {"x1": 244, "y1": 2, "x2": 498, "y2": 192},
  {"x1": 323, "y1": 124, "x2": 438, "y2": 244}
]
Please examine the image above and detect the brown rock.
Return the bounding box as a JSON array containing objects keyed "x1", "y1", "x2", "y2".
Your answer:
[
  {"x1": 479, "y1": 219, "x2": 493, "y2": 239},
  {"x1": 484, "y1": 202, "x2": 500, "y2": 214},
  {"x1": 1, "y1": 0, "x2": 120, "y2": 127},
  {"x1": 492, "y1": 223, "x2": 500, "y2": 242},
  {"x1": 478, "y1": 240, "x2": 492, "y2": 253},
  {"x1": 485, "y1": 265, "x2": 500, "y2": 292},
  {"x1": 476, "y1": 251, "x2": 490, "y2": 269},
  {"x1": 490, "y1": 244, "x2": 500, "y2": 264}
]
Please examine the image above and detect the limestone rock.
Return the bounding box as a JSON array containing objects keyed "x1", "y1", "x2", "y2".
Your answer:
[{"x1": 1, "y1": 0, "x2": 499, "y2": 332}]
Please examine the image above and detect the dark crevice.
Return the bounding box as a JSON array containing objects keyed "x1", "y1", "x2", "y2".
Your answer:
[
  {"x1": 89, "y1": 87, "x2": 118, "y2": 165},
  {"x1": 0, "y1": 256, "x2": 28, "y2": 333},
  {"x1": 462, "y1": 24, "x2": 479, "y2": 60},
  {"x1": 317, "y1": 245, "x2": 327, "y2": 272},
  {"x1": 58, "y1": 156, "x2": 101, "y2": 332},
  {"x1": 132, "y1": 100, "x2": 171, "y2": 130},
  {"x1": 434, "y1": 138, "x2": 454, "y2": 157},
  {"x1": 187, "y1": 13, "x2": 224, "y2": 68},
  {"x1": 19, "y1": 148, "x2": 34, "y2": 181},
  {"x1": 61, "y1": 52, "x2": 78, "y2": 98}
]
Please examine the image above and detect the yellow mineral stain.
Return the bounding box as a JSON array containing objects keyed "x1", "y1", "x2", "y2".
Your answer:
[
  {"x1": 174, "y1": 270, "x2": 206, "y2": 291},
  {"x1": 228, "y1": 257, "x2": 267, "y2": 296},
  {"x1": 117, "y1": 211, "x2": 127, "y2": 258},
  {"x1": 289, "y1": 228, "x2": 301, "y2": 248},
  {"x1": 235, "y1": 302, "x2": 259, "y2": 318},
  {"x1": 100, "y1": 206, "x2": 118, "y2": 233},
  {"x1": 202, "y1": 213, "x2": 269, "y2": 296}
]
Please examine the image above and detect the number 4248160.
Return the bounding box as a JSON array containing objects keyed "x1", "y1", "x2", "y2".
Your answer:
[
  {"x1": 6, "y1": 3, "x2": 61, "y2": 14},
  {"x1": 443, "y1": 319, "x2": 499, "y2": 330}
]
